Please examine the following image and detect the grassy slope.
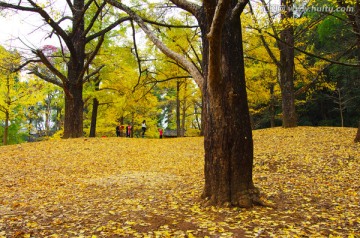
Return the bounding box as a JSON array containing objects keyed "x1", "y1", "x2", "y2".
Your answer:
[{"x1": 0, "y1": 127, "x2": 359, "y2": 237}]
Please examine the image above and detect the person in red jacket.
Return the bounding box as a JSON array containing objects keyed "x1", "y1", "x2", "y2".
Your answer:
[
  {"x1": 158, "y1": 128, "x2": 163, "y2": 139},
  {"x1": 126, "y1": 124, "x2": 132, "y2": 137}
]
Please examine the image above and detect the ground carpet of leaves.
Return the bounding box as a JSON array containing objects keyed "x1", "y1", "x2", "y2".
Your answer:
[{"x1": 0, "y1": 127, "x2": 359, "y2": 237}]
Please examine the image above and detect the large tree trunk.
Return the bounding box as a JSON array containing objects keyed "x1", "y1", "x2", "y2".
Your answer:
[
  {"x1": 201, "y1": 2, "x2": 259, "y2": 207},
  {"x1": 279, "y1": 0, "x2": 297, "y2": 128},
  {"x1": 63, "y1": 82, "x2": 84, "y2": 138},
  {"x1": 62, "y1": 0, "x2": 86, "y2": 138}
]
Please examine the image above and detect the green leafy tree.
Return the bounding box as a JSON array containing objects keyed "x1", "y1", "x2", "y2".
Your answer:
[{"x1": 0, "y1": 46, "x2": 27, "y2": 145}]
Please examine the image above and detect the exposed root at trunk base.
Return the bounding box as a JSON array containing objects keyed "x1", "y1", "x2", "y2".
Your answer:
[{"x1": 202, "y1": 188, "x2": 276, "y2": 208}]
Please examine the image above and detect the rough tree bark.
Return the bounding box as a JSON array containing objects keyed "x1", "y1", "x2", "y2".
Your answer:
[
  {"x1": 106, "y1": 0, "x2": 262, "y2": 207},
  {"x1": 202, "y1": 0, "x2": 260, "y2": 207},
  {"x1": 278, "y1": 0, "x2": 297, "y2": 127}
]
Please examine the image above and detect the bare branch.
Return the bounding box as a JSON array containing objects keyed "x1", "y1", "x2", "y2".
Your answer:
[
  {"x1": 66, "y1": 0, "x2": 73, "y2": 13},
  {"x1": 80, "y1": 35, "x2": 105, "y2": 82},
  {"x1": 169, "y1": 0, "x2": 201, "y2": 19},
  {"x1": 231, "y1": 0, "x2": 249, "y2": 21},
  {"x1": 28, "y1": 68, "x2": 63, "y2": 88},
  {"x1": 130, "y1": 20, "x2": 144, "y2": 92},
  {"x1": 8, "y1": 59, "x2": 41, "y2": 73},
  {"x1": 86, "y1": 16, "x2": 131, "y2": 43},
  {"x1": 249, "y1": 2, "x2": 281, "y2": 68},
  {"x1": 33, "y1": 49, "x2": 68, "y2": 84},
  {"x1": 83, "y1": 1, "x2": 107, "y2": 38},
  {"x1": 265, "y1": 31, "x2": 360, "y2": 67},
  {"x1": 143, "y1": 18, "x2": 198, "y2": 28},
  {"x1": 83, "y1": 65, "x2": 105, "y2": 83}
]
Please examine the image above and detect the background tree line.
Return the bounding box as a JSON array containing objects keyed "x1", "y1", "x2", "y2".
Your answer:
[{"x1": 1, "y1": 0, "x2": 359, "y2": 146}]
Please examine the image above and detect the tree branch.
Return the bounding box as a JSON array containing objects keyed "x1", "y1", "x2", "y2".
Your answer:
[
  {"x1": 169, "y1": 0, "x2": 201, "y2": 19},
  {"x1": 83, "y1": 65, "x2": 105, "y2": 83},
  {"x1": 231, "y1": 0, "x2": 249, "y2": 21},
  {"x1": 143, "y1": 18, "x2": 198, "y2": 28},
  {"x1": 80, "y1": 35, "x2": 105, "y2": 82},
  {"x1": 10, "y1": 59, "x2": 41, "y2": 72},
  {"x1": 130, "y1": 19, "x2": 144, "y2": 92},
  {"x1": 33, "y1": 49, "x2": 68, "y2": 84},
  {"x1": 249, "y1": 2, "x2": 281, "y2": 68},
  {"x1": 86, "y1": 16, "x2": 131, "y2": 43},
  {"x1": 265, "y1": 31, "x2": 360, "y2": 67},
  {"x1": 83, "y1": 1, "x2": 106, "y2": 38},
  {"x1": 105, "y1": 0, "x2": 204, "y2": 90},
  {"x1": 28, "y1": 69, "x2": 63, "y2": 88}
]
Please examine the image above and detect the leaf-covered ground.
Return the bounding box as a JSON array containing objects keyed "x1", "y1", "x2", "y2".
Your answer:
[{"x1": 0, "y1": 127, "x2": 359, "y2": 237}]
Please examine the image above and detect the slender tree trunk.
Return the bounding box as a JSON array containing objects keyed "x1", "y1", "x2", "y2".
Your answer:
[
  {"x1": 176, "y1": 80, "x2": 181, "y2": 137},
  {"x1": 181, "y1": 81, "x2": 187, "y2": 137},
  {"x1": 3, "y1": 111, "x2": 9, "y2": 145},
  {"x1": 269, "y1": 84, "x2": 276, "y2": 127},
  {"x1": 337, "y1": 89, "x2": 344, "y2": 127},
  {"x1": 89, "y1": 98, "x2": 99, "y2": 137},
  {"x1": 89, "y1": 80, "x2": 100, "y2": 137},
  {"x1": 3, "y1": 75, "x2": 10, "y2": 145},
  {"x1": 279, "y1": 0, "x2": 297, "y2": 128},
  {"x1": 202, "y1": 2, "x2": 259, "y2": 207}
]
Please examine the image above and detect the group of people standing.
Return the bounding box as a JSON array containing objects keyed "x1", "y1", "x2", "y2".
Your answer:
[
  {"x1": 115, "y1": 120, "x2": 163, "y2": 138},
  {"x1": 115, "y1": 124, "x2": 133, "y2": 137}
]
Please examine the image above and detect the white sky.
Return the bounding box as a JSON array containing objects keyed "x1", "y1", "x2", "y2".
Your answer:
[{"x1": 0, "y1": 2, "x2": 66, "y2": 52}]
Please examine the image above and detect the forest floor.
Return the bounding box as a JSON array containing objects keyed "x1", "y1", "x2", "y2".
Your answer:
[{"x1": 0, "y1": 127, "x2": 359, "y2": 237}]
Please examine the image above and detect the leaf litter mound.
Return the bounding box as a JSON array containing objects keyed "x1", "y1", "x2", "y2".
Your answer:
[{"x1": 0, "y1": 127, "x2": 359, "y2": 237}]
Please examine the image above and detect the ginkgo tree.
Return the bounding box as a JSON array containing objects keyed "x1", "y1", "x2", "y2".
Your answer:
[{"x1": 0, "y1": 46, "x2": 30, "y2": 145}]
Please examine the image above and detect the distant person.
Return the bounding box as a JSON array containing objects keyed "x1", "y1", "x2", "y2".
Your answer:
[
  {"x1": 116, "y1": 124, "x2": 121, "y2": 137},
  {"x1": 159, "y1": 128, "x2": 163, "y2": 139},
  {"x1": 141, "y1": 120, "x2": 146, "y2": 138},
  {"x1": 120, "y1": 125, "x2": 125, "y2": 136},
  {"x1": 126, "y1": 124, "x2": 132, "y2": 137}
]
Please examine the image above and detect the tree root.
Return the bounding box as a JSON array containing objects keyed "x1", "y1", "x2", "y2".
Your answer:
[{"x1": 202, "y1": 187, "x2": 276, "y2": 208}]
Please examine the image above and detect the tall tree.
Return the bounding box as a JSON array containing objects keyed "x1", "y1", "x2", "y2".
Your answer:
[
  {"x1": 335, "y1": 0, "x2": 360, "y2": 141},
  {"x1": 0, "y1": 0, "x2": 130, "y2": 138},
  {"x1": 249, "y1": 0, "x2": 297, "y2": 127},
  {"x1": 0, "y1": 47, "x2": 22, "y2": 145},
  {"x1": 106, "y1": 0, "x2": 262, "y2": 207},
  {"x1": 278, "y1": 0, "x2": 297, "y2": 127}
]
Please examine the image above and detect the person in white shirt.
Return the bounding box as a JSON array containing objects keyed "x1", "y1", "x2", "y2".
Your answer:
[{"x1": 141, "y1": 120, "x2": 146, "y2": 138}]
